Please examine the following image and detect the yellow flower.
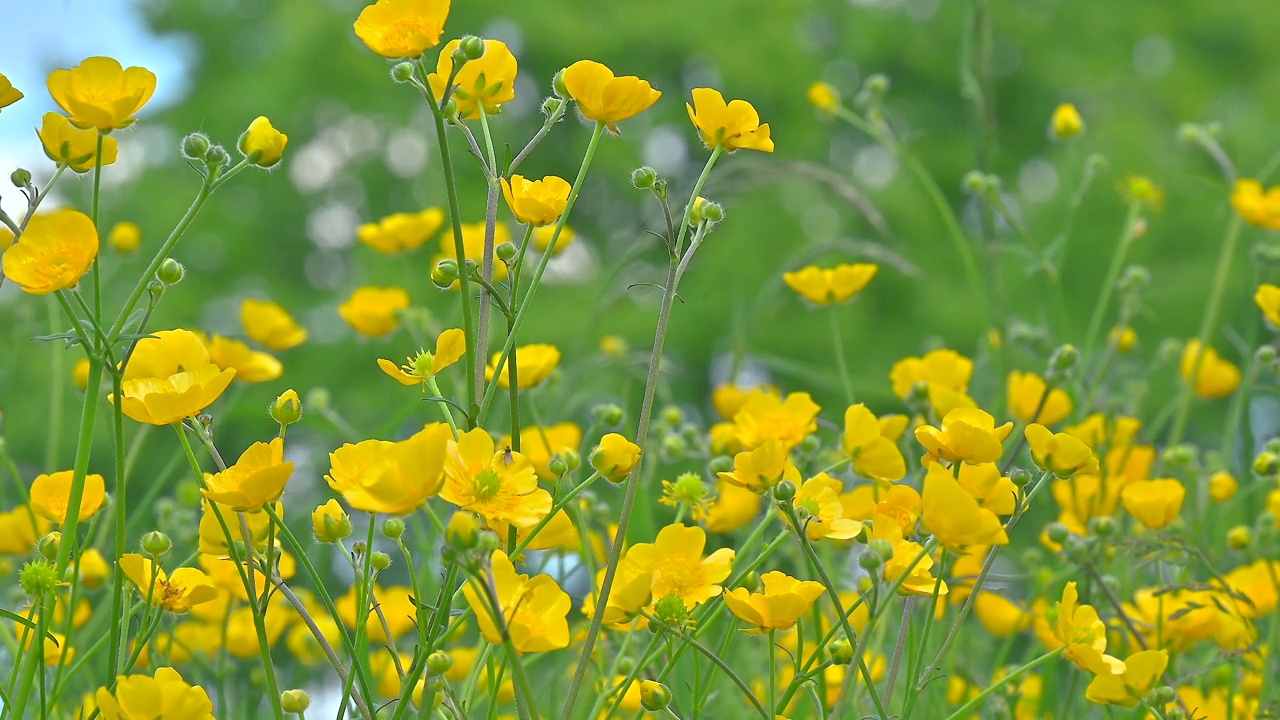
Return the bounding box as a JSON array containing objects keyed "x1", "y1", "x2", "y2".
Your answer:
[
  {"x1": 0, "y1": 506, "x2": 49, "y2": 554},
  {"x1": 353, "y1": 0, "x2": 450, "y2": 59},
  {"x1": 1054, "y1": 582, "x2": 1124, "y2": 674},
  {"x1": 434, "y1": 221, "x2": 510, "y2": 287},
  {"x1": 704, "y1": 478, "x2": 762, "y2": 534},
  {"x1": 501, "y1": 422, "x2": 581, "y2": 480},
  {"x1": 1231, "y1": 179, "x2": 1280, "y2": 230},
  {"x1": 1109, "y1": 326, "x2": 1137, "y2": 353},
  {"x1": 73, "y1": 358, "x2": 92, "y2": 391},
  {"x1": 441, "y1": 428, "x2": 551, "y2": 529},
  {"x1": 1223, "y1": 559, "x2": 1280, "y2": 619},
  {"x1": 338, "y1": 286, "x2": 410, "y2": 337},
  {"x1": 723, "y1": 571, "x2": 824, "y2": 634},
  {"x1": 686, "y1": 88, "x2": 774, "y2": 153},
  {"x1": 842, "y1": 404, "x2": 906, "y2": 483},
  {"x1": 196, "y1": 501, "x2": 276, "y2": 556},
  {"x1": 712, "y1": 383, "x2": 779, "y2": 420},
  {"x1": 429, "y1": 39, "x2": 517, "y2": 119},
  {"x1": 914, "y1": 407, "x2": 1013, "y2": 465},
  {"x1": 733, "y1": 391, "x2": 820, "y2": 452},
  {"x1": 869, "y1": 513, "x2": 945, "y2": 596},
  {"x1": 241, "y1": 299, "x2": 308, "y2": 351},
  {"x1": 358, "y1": 208, "x2": 443, "y2": 254},
  {"x1": 326, "y1": 424, "x2": 450, "y2": 515},
  {"x1": 500, "y1": 175, "x2": 571, "y2": 227},
  {"x1": 39, "y1": 113, "x2": 119, "y2": 173},
  {"x1": 921, "y1": 462, "x2": 1009, "y2": 551},
  {"x1": 1050, "y1": 103, "x2": 1084, "y2": 139},
  {"x1": 95, "y1": 667, "x2": 215, "y2": 720},
  {"x1": 76, "y1": 549, "x2": 110, "y2": 589},
  {"x1": 205, "y1": 334, "x2": 283, "y2": 383},
  {"x1": 29, "y1": 471, "x2": 106, "y2": 526},
  {"x1": 464, "y1": 550, "x2": 571, "y2": 652},
  {"x1": 841, "y1": 483, "x2": 921, "y2": 532},
  {"x1": 792, "y1": 474, "x2": 861, "y2": 541},
  {"x1": 312, "y1": 499, "x2": 351, "y2": 543},
  {"x1": 717, "y1": 440, "x2": 799, "y2": 493},
  {"x1": 1119, "y1": 174, "x2": 1164, "y2": 211},
  {"x1": 1084, "y1": 649, "x2": 1168, "y2": 707},
  {"x1": 782, "y1": 264, "x2": 878, "y2": 305},
  {"x1": 378, "y1": 328, "x2": 467, "y2": 385},
  {"x1": 582, "y1": 567, "x2": 655, "y2": 627},
  {"x1": 1120, "y1": 478, "x2": 1184, "y2": 530},
  {"x1": 1208, "y1": 470, "x2": 1237, "y2": 503},
  {"x1": 618, "y1": 524, "x2": 735, "y2": 609},
  {"x1": 1024, "y1": 423, "x2": 1100, "y2": 478},
  {"x1": 950, "y1": 461, "x2": 1019, "y2": 515},
  {"x1": 1180, "y1": 339, "x2": 1241, "y2": 399},
  {"x1": 485, "y1": 343, "x2": 560, "y2": 389},
  {"x1": 238, "y1": 116, "x2": 288, "y2": 167},
  {"x1": 113, "y1": 329, "x2": 235, "y2": 425},
  {"x1": 1257, "y1": 283, "x2": 1280, "y2": 327},
  {"x1": 201, "y1": 438, "x2": 293, "y2": 512},
  {"x1": 47, "y1": 57, "x2": 156, "y2": 131},
  {"x1": 533, "y1": 224, "x2": 574, "y2": 256},
  {"x1": 119, "y1": 555, "x2": 218, "y2": 614},
  {"x1": 0, "y1": 72, "x2": 22, "y2": 110},
  {"x1": 1006, "y1": 371, "x2": 1072, "y2": 425},
  {"x1": 104, "y1": 221, "x2": 141, "y2": 253},
  {"x1": 562, "y1": 60, "x2": 661, "y2": 127},
  {"x1": 973, "y1": 592, "x2": 1032, "y2": 638},
  {"x1": 2, "y1": 208, "x2": 99, "y2": 295},
  {"x1": 807, "y1": 82, "x2": 839, "y2": 113},
  {"x1": 890, "y1": 348, "x2": 973, "y2": 399},
  {"x1": 591, "y1": 433, "x2": 643, "y2": 482},
  {"x1": 336, "y1": 584, "x2": 418, "y2": 643}
]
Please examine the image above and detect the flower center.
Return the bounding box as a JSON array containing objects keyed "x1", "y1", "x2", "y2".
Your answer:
[{"x1": 475, "y1": 469, "x2": 503, "y2": 500}]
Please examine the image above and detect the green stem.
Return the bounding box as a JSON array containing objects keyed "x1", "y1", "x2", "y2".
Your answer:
[
  {"x1": 1082, "y1": 202, "x2": 1141, "y2": 362},
  {"x1": 942, "y1": 649, "x2": 1062, "y2": 720},
  {"x1": 639, "y1": 611, "x2": 769, "y2": 719},
  {"x1": 829, "y1": 307, "x2": 855, "y2": 405}
]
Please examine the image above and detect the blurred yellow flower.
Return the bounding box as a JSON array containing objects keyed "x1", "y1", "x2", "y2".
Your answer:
[
  {"x1": 485, "y1": 343, "x2": 559, "y2": 389},
  {"x1": 1108, "y1": 325, "x2": 1137, "y2": 353},
  {"x1": 378, "y1": 327, "x2": 466, "y2": 385},
  {"x1": 119, "y1": 555, "x2": 218, "y2": 614},
  {"x1": 434, "y1": 221, "x2": 510, "y2": 287},
  {"x1": 113, "y1": 329, "x2": 235, "y2": 425},
  {"x1": 105, "y1": 221, "x2": 140, "y2": 252},
  {"x1": 807, "y1": 82, "x2": 839, "y2": 113},
  {"x1": 39, "y1": 113, "x2": 119, "y2": 173},
  {"x1": 73, "y1": 358, "x2": 91, "y2": 391},
  {"x1": 583, "y1": 566, "x2": 655, "y2": 627},
  {"x1": 782, "y1": 263, "x2": 878, "y2": 305},
  {"x1": 358, "y1": 208, "x2": 443, "y2": 254},
  {"x1": 502, "y1": 422, "x2": 581, "y2": 480},
  {"x1": 842, "y1": 403, "x2": 906, "y2": 483},
  {"x1": 591, "y1": 432, "x2": 643, "y2": 482},
  {"x1": 890, "y1": 348, "x2": 973, "y2": 399},
  {"x1": 1054, "y1": 582, "x2": 1124, "y2": 674},
  {"x1": 201, "y1": 438, "x2": 293, "y2": 512},
  {"x1": 1256, "y1": 283, "x2": 1280, "y2": 326},
  {"x1": 441, "y1": 428, "x2": 551, "y2": 528},
  {"x1": 562, "y1": 60, "x2": 661, "y2": 126},
  {"x1": 1180, "y1": 339, "x2": 1241, "y2": 399},
  {"x1": 686, "y1": 88, "x2": 774, "y2": 153},
  {"x1": 973, "y1": 592, "x2": 1032, "y2": 638},
  {"x1": 336, "y1": 584, "x2": 418, "y2": 643},
  {"x1": 241, "y1": 298, "x2": 308, "y2": 351},
  {"x1": 465, "y1": 550, "x2": 571, "y2": 652},
  {"x1": 196, "y1": 500, "x2": 276, "y2": 556},
  {"x1": 205, "y1": 334, "x2": 283, "y2": 383},
  {"x1": 338, "y1": 286, "x2": 410, "y2": 337},
  {"x1": 95, "y1": 667, "x2": 215, "y2": 720},
  {"x1": 326, "y1": 424, "x2": 449, "y2": 515},
  {"x1": 75, "y1": 548, "x2": 109, "y2": 589},
  {"x1": 1050, "y1": 103, "x2": 1083, "y2": 139},
  {"x1": 921, "y1": 462, "x2": 1009, "y2": 551},
  {"x1": 793, "y1": 473, "x2": 861, "y2": 541},
  {"x1": 1120, "y1": 478, "x2": 1184, "y2": 530},
  {"x1": 723, "y1": 571, "x2": 824, "y2": 634},
  {"x1": 533, "y1": 224, "x2": 574, "y2": 256},
  {"x1": 733, "y1": 391, "x2": 820, "y2": 452},
  {"x1": 0, "y1": 72, "x2": 22, "y2": 110},
  {"x1": 712, "y1": 382, "x2": 779, "y2": 420},
  {"x1": 239, "y1": 116, "x2": 287, "y2": 167},
  {"x1": 353, "y1": 0, "x2": 450, "y2": 59},
  {"x1": 704, "y1": 478, "x2": 762, "y2": 534},
  {"x1": 1025, "y1": 423, "x2": 1100, "y2": 478},
  {"x1": 718, "y1": 440, "x2": 798, "y2": 494},
  {"x1": 1208, "y1": 470, "x2": 1237, "y2": 503},
  {"x1": 30, "y1": 471, "x2": 106, "y2": 526},
  {"x1": 1119, "y1": 174, "x2": 1164, "y2": 211},
  {"x1": 2, "y1": 208, "x2": 99, "y2": 296},
  {"x1": 914, "y1": 407, "x2": 1013, "y2": 466},
  {"x1": 1231, "y1": 178, "x2": 1280, "y2": 230},
  {"x1": 501, "y1": 174, "x2": 571, "y2": 226},
  {"x1": 47, "y1": 56, "x2": 156, "y2": 131},
  {"x1": 429, "y1": 38, "x2": 517, "y2": 119},
  {"x1": 619, "y1": 524, "x2": 734, "y2": 609},
  {"x1": 0, "y1": 506, "x2": 49, "y2": 554},
  {"x1": 1084, "y1": 649, "x2": 1167, "y2": 707},
  {"x1": 870, "y1": 512, "x2": 945, "y2": 596},
  {"x1": 1006, "y1": 371, "x2": 1072, "y2": 425}
]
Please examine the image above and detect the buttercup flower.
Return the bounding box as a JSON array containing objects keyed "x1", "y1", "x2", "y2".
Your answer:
[
  {"x1": 973, "y1": 592, "x2": 1032, "y2": 638},
  {"x1": 2, "y1": 208, "x2": 99, "y2": 296},
  {"x1": 1208, "y1": 470, "x2": 1237, "y2": 503},
  {"x1": 914, "y1": 407, "x2": 1013, "y2": 466},
  {"x1": 1231, "y1": 178, "x2": 1280, "y2": 230},
  {"x1": 0, "y1": 507, "x2": 48, "y2": 554},
  {"x1": 196, "y1": 500, "x2": 275, "y2": 556},
  {"x1": 732, "y1": 391, "x2": 820, "y2": 451},
  {"x1": 241, "y1": 299, "x2": 308, "y2": 350},
  {"x1": 429, "y1": 38, "x2": 517, "y2": 119},
  {"x1": 353, "y1": 0, "x2": 450, "y2": 59},
  {"x1": 30, "y1": 471, "x2": 106, "y2": 526},
  {"x1": 869, "y1": 513, "x2": 946, "y2": 596},
  {"x1": 718, "y1": 440, "x2": 799, "y2": 493},
  {"x1": 792, "y1": 473, "x2": 861, "y2": 541},
  {"x1": 1050, "y1": 103, "x2": 1083, "y2": 139},
  {"x1": 119, "y1": 555, "x2": 218, "y2": 614},
  {"x1": 686, "y1": 88, "x2": 773, "y2": 153},
  {"x1": 485, "y1": 343, "x2": 559, "y2": 389},
  {"x1": 95, "y1": 667, "x2": 215, "y2": 720},
  {"x1": 441, "y1": 428, "x2": 552, "y2": 528},
  {"x1": 500, "y1": 175, "x2": 571, "y2": 227},
  {"x1": 616, "y1": 524, "x2": 734, "y2": 609},
  {"x1": 1180, "y1": 339, "x2": 1241, "y2": 399},
  {"x1": 921, "y1": 462, "x2": 1009, "y2": 551},
  {"x1": 47, "y1": 56, "x2": 156, "y2": 131},
  {"x1": 723, "y1": 571, "x2": 824, "y2": 633},
  {"x1": 842, "y1": 404, "x2": 906, "y2": 483},
  {"x1": 312, "y1": 499, "x2": 351, "y2": 543},
  {"x1": 1085, "y1": 649, "x2": 1168, "y2": 707},
  {"x1": 502, "y1": 422, "x2": 581, "y2": 479},
  {"x1": 336, "y1": 584, "x2": 418, "y2": 643},
  {"x1": 808, "y1": 82, "x2": 839, "y2": 113},
  {"x1": 358, "y1": 208, "x2": 444, "y2": 254},
  {"x1": 890, "y1": 348, "x2": 973, "y2": 399},
  {"x1": 1025, "y1": 424, "x2": 1100, "y2": 478},
  {"x1": 591, "y1": 433, "x2": 642, "y2": 482},
  {"x1": 582, "y1": 567, "x2": 655, "y2": 627},
  {"x1": 1006, "y1": 371, "x2": 1072, "y2": 425},
  {"x1": 205, "y1": 334, "x2": 283, "y2": 384},
  {"x1": 326, "y1": 424, "x2": 450, "y2": 515},
  {"x1": 378, "y1": 328, "x2": 466, "y2": 386},
  {"x1": 464, "y1": 550, "x2": 571, "y2": 652},
  {"x1": 562, "y1": 60, "x2": 661, "y2": 127},
  {"x1": 1120, "y1": 478, "x2": 1185, "y2": 530},
  {"x1": 201, "y1": 438, "x2": 293, "y2": 512},
  {"x1": 533, "y1": 224, "x2": 574, "y2": 256},
  {"x1": 1109, "y1": 325, "x2": 1138, "y2": 352},
  {"x1": 0, "y1": 72, "x2": 22, "y2": 110},
  {"x1": 339, "y1": 286, "x2": 410, "y2": 337},
  {"x1": 73, "y1": 358, "x2": 92, "y2": 391},
  {"x1": 39, "y1": 113, "x2": 119, "y2": 173},
  {"x1": 782, "y1": 264, "x2": 878, "y2": 305},
  {"x1": 704, "y1": 478, "x2": 762, "y2": 534},
  {"x1": 1053, "y1": 582, "x2": 1124, "y2": 674},
  {"x1": 106, "y1": 221, "x2": 140, "y2": 252},
  {"x1": 1119, "y1": 174, "x2": 1164, "y2": 211},
  {"x1": 113, "y1": 329, "x2": 235, "y2": 425},
  {"x1": 712, "y1": 383, "x2": 780, "y2": 420},
  {"x1": 238, "y1": 116, "x2": 288, "y2": 168},
  {"x1": 1257, "y1": 283, "x2": 1280, "y2": 326},
  {"x1": 951, "y1": 462, "x2": 1019, "y2": 515}
]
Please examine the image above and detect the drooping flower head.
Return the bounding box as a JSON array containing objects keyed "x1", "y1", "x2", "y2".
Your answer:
[
  {"x1": 686, "y1": 88, "x2": 773, "y2": 153},
  {"x1": 429, "y1": 38, "x2": 517, "y2": 119},
  {"x1": 354, "y1": 0, "x2": 451, "y2": 59},
  {"x1": 38, "y1": 113, "x2": 118, "y2": 173},
  {"x1": 47, "y1": 56, "x2": 156, "y2": 131},
  {"x1": 561, "y1": 60, "x2": 661, "y2": 128},
  {"x1": 782, "y1": 264, "x2": 878, "y2": 305}
]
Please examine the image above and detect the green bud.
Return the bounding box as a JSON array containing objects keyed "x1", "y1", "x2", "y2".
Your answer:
[
  {"x1": 38, "y1": 532, "x2": 61, "y2": 562},
  {"x1": 868, "y1": 538, "x2": 895, "y2": 562},
  {"x1": 773, "y1": 480, "x2": 797, "y2": 504},
  {"x1": 181, "y1": 133, "x2": 211, "y2": 160},
  {"x1": 699, "y1": 201, "x2": 724, "y2": 223},
  {"x1": 1088, "y1": 515, "x2": 1117, "y2": 537},
  {"x1": 474, "y1": 529, "x2": 500, "y2": 555},
  {"x1": 271, "y1": 389, "x2": 302, "y2": 426},
  {"x1": 441, "y1": 97, "x2": 459, "y2": 119},
  {"x1": 281, "y1": 689, "x2": 310, "y2": 713},
  {"x1": 305, "y1": 387, "x2": 332, "y2": 413},
  {"x1": 382, "y1": 518, "x2": 405, "y2": 540},
  {"x1": 552, "y1": 69, "x2": 568, "y2": 98},
  {"x1": 857, "y1": 576, "x2": 874, "y2": 594},
  {"x1": 431, "y1": 259, "x2": 459, "y2": 288},
  {"x1": 370, "y1": 551, "x2": 392, "y2": 572},
  {"x1": 142, "y1": 531, "x2": 172, "y2": 556},
  {"x1": 962, "y1": 170, "x2": 988, "y2": 195},
  {"x1": 1008, "y1": 468, "x2": 1031, "y2": 487},
  {"x1": 592, "y1": 403, "x2": 624, "y2": 426},
  {"x1": 540, "y1": 96, "x2": 563, "y2": 118},
  {"x1": 858, "y1": 551, "x2": 883, "y2": 572},
  {"x1": 661, "y1": 434, "x2": 687, "y2": 457},
  {"x1": 553, "y1": 448, "x2": 581, "y2": 472},
  {"x1": 157, "y1": 258, "x2": 185, "y2": 286},
  {"x1": 1227, "y1": 525, "x2": 1252, "y2": 549},
  {"x1": 427, "y1": 651, "x2": 453, "y2": 674},
  {"x1": 1256, "y1": 345, "x2": 1277, "y2": 364},
  {"x1": 390, "y1": 62, "x2": 415, "y2": 83},
  {"x1": 1118, "y1": 265, "x2": 1151, "y2": 293},
  {"x1": 547, "y1": 456, "x2": 569, "y2": 477},
  {"x1": 446, "y1": 512, "x2": 479, "y2": 550},
  {"x1": 828, "y1": 639, "x2": 854, "y2": 665},
  {"x1": 1254, "y1": 451, "x2": 1279, "y2": 477},
  {"x1": 495, "y1": 241, "x2": 517, "y2": 263},
  {"x1": 639, "y1": 681, "x2": 671, "y2": 711},
  {"x1": 660, "y1": 406, "x2": 683, "y2": 426},
  {"x1": 1151, "y1": 686, "x2": 1177, "y2": 705},
  {"x1": 204, "y1": 144, "x2": 231, "y2": 169},
  {"x1": 1176, "y1": 122, "x2": 1204, "y2": 145},
  {"x1": 10, "y1": 168, "x2": 32, "y2": 187},
  {"x1": 707, "y1": 455, "x2": 733, "y2": 475},
  {"x1": 459, "y1": 35, "x2": 485, "y2": 60},
  {"x1": 1045, "y1": 522, "x2": 1070, "y2": 545},
  {"x1": 631, "y1": 166, "x2": 658, "y2": 190},
  {"x1": 738, "y1": 571, "x2": 759, "y2": 592}
]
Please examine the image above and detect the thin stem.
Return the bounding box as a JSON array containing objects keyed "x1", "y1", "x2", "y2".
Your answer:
[
  {"x1": 1082, "y1": 202, "x2": 1141, "y2": 361},
  {"x1": 942, "y1": 649, "x2": 1062, "y2": 720},
  {"x1": 829, "y1": 307, "x2": 855, "y2": 405},
  {"x1": 639, "y1": 611, "x2": 769, "y2": 719}
]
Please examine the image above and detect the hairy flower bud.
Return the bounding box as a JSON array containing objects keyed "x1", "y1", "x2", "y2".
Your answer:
[
  {"x1": 181, "y1": 132, "x2": 211, "y2": 160},
  {"x1": 382, "y1": 517, "x2": 405, "y2": 540},
  {"x1": 459, "y1": 35, "x2": 485, "y2": 61},
  {"x1": 631, "y1": 166, "x2": 658, "y2": 190},
  {"x1": 427, "y1": 651, "x2": 453, "y2": 675},
  {"x1": 141, "y1": 531, "x2": 172, "y2": 556},
  {"x1": 271, "y1": 389, "x2": 302, "y2": 427},
  {"x1": 390, "y1": 62, "x2": 415, "y2": 83},
  {"x1": 370, "y1": 551, "x2": 392, "y2": 572}
]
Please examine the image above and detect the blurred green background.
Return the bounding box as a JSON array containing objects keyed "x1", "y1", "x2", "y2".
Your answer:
[{"x1": 4, "y1": 0, "x2": 1279, "y2": 474}]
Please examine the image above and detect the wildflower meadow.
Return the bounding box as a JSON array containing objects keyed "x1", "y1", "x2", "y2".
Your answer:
[{"x1": 2, "y1": 0, "x2": 1280, "y2": 718}]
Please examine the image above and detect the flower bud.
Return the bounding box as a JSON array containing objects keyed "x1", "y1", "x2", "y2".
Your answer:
[
  {"x1": 1048, "y1": 344, "x2": 1080, "y2": 374},
  {"x1": 441, "y1": 97, "x2": 459, "y2": 119},
  {"x1": 591, "y1": 433, "x2": 642, "y2": 482},
  {"x1": 699, "y1": 201, "x2": 724, "y2": 223},
  {"x1": 661, "y1": 434, "x2": 687, "y2": 457},
  {"x1": 205, "y1": 144, "x2": 231, "y2": 169},
  {"x1": 865, "y1": 73, "x2": 890, "y2": 95},
  {"x1": 962, "y1": 170, "x2": 988, "y2": 195},
  {"x1": 1253, "y1": 451, "x2": 1278, "y2": 477},
  {"x1": 1256, "y1": 345, "x2": 1278, "y2": 365},
  {"x1": 857, "y1": 575, "x2": 874, "y2": 594},
  {"x1": 281, "y1": 689, "x2": 310, "y2": 713},
  {"x1": 540, "y1": 96, "x2": 563, "y2": 118},
  {"x1": 706, "y1": 455, "x2": 733, "y2": 475},
  {"x1": 552, "y1": 69, "x2": 568, "y2": 98},
  {"x1": 38, "y1": 532, "x2": 61, "y2": 562},
  {"x1": 1151, "y1": 686, "x2": 1177, "y2": 706},
  {"x1": 738, "y1": 571, "x2": 759, "y2": 592},
  {"x1": 427, "y1": 651, "x2": 453, "y2": 675},
  {"x1": 553, "y1": 448, "x2": 581, "y2": 472},
  {"x1": 592, "y1": 403, "x2": 624, "y2": 427},
  {"x1": 431, "y1": 259, "x2": 459, "y2": 288},
  {"x1": 495, "y1": 241, "x2": 517, "y2": 263},
  {"x1": 446, "y1": 512, "x2": 480, "y2": 551},
  {"x1": 271, "y1": 389, "x2": 302, "y2": 427},
  {"x1": 1045, "y1": 522, "x2": 1070, "y2": 545},
  {"x1": 1088, "y1": 516, "x2": 1117, "y2": 537},
  {"x1": 142, "y1": 531, "x2": 172, "y2": 556},
  {"x1": 157, "y1": 258, "x2": 185, "y2": 285},
  {"x1": 474, "y1": 529, "x2": 500, "y2": 555},
  {"x1": 1008, "y1": 468, "x2": 1031, "y2": 487},
  {"x1": 19, "y1": 560, "x2": 59, "y2": 598},
  {"x1": 631, "y1": 166, "x2": 658, "y2": 189},
  {"x1": 459, "y1": 35, "x2": 486, "y2": 61},
  {"x1": 370, "y1": 551, "x2": 392, "y2": 572},
  {"x1": 1227, "y1": 525, "x2": 1252, "y2": 550},
  {"x1": 1160, "y1": 444, "x2": 1196, "y2": 469},
  {"x1": 181, "y1": 133, "x2": 211, "y2": 160},
  {"x1": 858, "y1": 551, "x2": 883, "y2": 571},
  {"x1": 773, "y1": 480, "x2": 797, "y2": 504},
  {"x1": 868, "y1": 538, "x2": 895, "y2": 562},
  {"x1": 312, "y1": 500, "x2": 352, "y2": 543},
  {"x1": 390, "y1": 62, "x2": 415, "y2": 83},
  {"x1": 1208, "y1": 471, "x2": 1237, "y2": 503},
  {"x1": 547, "y1": 456, "x2": 569, "y2": 477},
  {"x1": 10, "y1": 168, "x2": 31, "y2": 187},
  {"x1": 829, "y1": 639, "x2": 854, "y2": 665},
  {"x1": 382, "y1": 518, "x2": 405, "y2": 540},
  {"x1": 639, "y1": 680, "x2": 670, "y2": 711}
]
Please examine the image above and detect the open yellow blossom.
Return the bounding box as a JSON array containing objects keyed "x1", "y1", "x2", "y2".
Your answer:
[
  {"x1": 712, "y1": 383, "x2": 780, "y2": 420},
  {"x1": 723, "y1": 571, "x2": 824, "y2": 634},
  {"x1": 842, "y1": 403, "x2": 906, "y2": 483},
  {"x1": 0, "y1": 506, "x2": 49, "y2": 554},
  {"x1": 196, "y1": 501, "x2": 275, "y2": 556},
  {"x1": 583, "y1": 567, "x2": 655, "y2": 627},
  {"x1": 562, "y1": 60, "x2": 661, "y2": 126},
  {"x1": 326, "y1": 424, "x2": 450, "y2": 515},
  {"x1": 201, "y1": 438, "x2": 292, "y2": 512},
  {"x1": 358, "y1": 208, "x2": 443, "y2": 254},
  {"x1": 39, "y1": 113, "x2": 119, "y2": 173},
  {"x1": 241, "y1": 299, "x2": 307, "y2": 351},
  {"x1": 718, "y1": 440, "x2": 799, "y2": 493},
  {"x1": 1084, "y1": 649, "x2": 1168, "y2": 707},
  {"x1": 617, "y1": 524, "x2": 734, "y2": 609},
  {"x1": 704, "y1": 478, "x2": 762, "y2": 534},
  {"x1": 591, "y1": 433, "x2": 643, "y2": 482},
  {"x1": 465, "y1": 550, "x2": 571, "y2": 652},
  {"x1": 792, "y1": 473, "x2": 861, "y2": 541},
  {"x1": 1006, "y1": 371, "x2": 1072, "y2": 425},
  {"x1": 48, "y1": 57, "x2": 156, "y2": 131},
  {"x1": 1231, "y1": 178, "x2": 1280, "y2": 229},
  {"x1": 870, "y1": 513, "x2": 945, "y2": 596},
  {"x1": 336, "y1": 584, "x2": 418, "y2": 643},
  {"x1": 973, "y1": 592, "x2": 1032, "y2": 638},
  {"x1": 1223, "y1": 559, "x2": 1280, "y2": 619},
  {"x1": 782, "y1": 264, "x2": 878, "y2": 305},
  {"x1": 378, "y1": 327, "x2": 466, "y2": 385},
  {"x1": 485, "y1": 343, "x2": 559, "y2": 389},
  {"x1": 1257, "y1": 283, "x2": 1280, "y2": 326},
  {"x1": 113, "y1": 329, "x2": 235, "y2": 425},
  {"x1": 205, "y1": 334, "x2": 282, "y2": 383},
  {"x1": 29, "y1": 471, "x2": 106, "y2": 526},
  {"x1": 2, "y1": 208, "x2": 99, "y2": 296},
  {"x1": 808, "y1": 82, "x2": 839, "y2": 113},
  {"x1": 915, "y1": 407, "x2": 1013, "y2": 466},
  {"x1": 533, "y1": 224, "x2": 574, "y2": 255},
  {"x1": 1120, "y1": 478, "x2": 1184, "y2": 530},
  {"x1": 841, "y1": 483, "x2": 921, "y2": 533},
  {"x1": 353, "y1": 0, "x2": 450, "y2": 59},
  {"x1": 0, "y1": 72, "x2": 22, "y2": 109},
  {"x1": 921, "y1": 462, "x2": 1009, "y2": 551},
  {"x1": 1180, "y1": 339, "x2": 1241, "y2": 399},
  {"x1": 119, "y1": 555, "x2": 218, "y2": 614},
  {"x1": 107, "y1": 221, "x2": 140, "y2": 252},
  {"x1": 338, "y1": 286, "x2": 410, "y2": 337},
  {"x1": 686, "y1": 88, "x2": 774, "y2": 153},
  {"x1": 890, "y1": 348, "x2": 973, "y2": 399},
  {"x1": 950, "y1": 461, "x2": 1019, "y2": 515},
  {"x1": 1050, "y1": 103, "x2": 1083, "y2": 139},
  {"x1": 441, "y1": 428, "x2": 551, "y2": 529},
  {"x1": 75, "y1": 549, "x2": 110, "y2": 589},
  {"x1": 501, "y1": 175, "x2": 571, "y2": 227},
  {"x1": 238, "y1": 116, "x2": 287, "y2": 167},
  {"x1": 434, "y1": 221, "x2": 510, "y2": 287},
  {"x1": 502, "y1": 422, "x2": 581, "y2": 479},
  {"x1": 1054, "y1": 582, "x2": 1124, "y2": 674},
  {"x1": 1025, "y1": 424, "x2": 1100, "y2": 478},
  {"x1": 733, "y1": 391, "x2": 820, "y2": 451},
  {"x1": 429, "y1": 38, "x2": 517, "y2": 119},
  {"x1": 95, "y1": 667, "x2": 215, "y2": 720}
]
